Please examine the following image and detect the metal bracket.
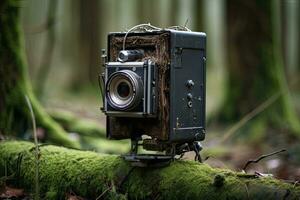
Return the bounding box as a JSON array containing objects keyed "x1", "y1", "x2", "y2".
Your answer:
[
  {"x1": 122, "y1": 139, "x2": 174, "y2": 167},
  {"x1": 122, "y1": 154, "x2": 173, "y2": 167},
  {"x1": 121, "y1": 139, "x2": 203, "y2": 167}
]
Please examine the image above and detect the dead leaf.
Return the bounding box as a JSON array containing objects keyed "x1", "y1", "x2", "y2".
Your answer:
[
  {"x1": 66, "y1": 192, "x2": 85, "y2": 200},
  {"x1": 0, "y1": 186, "x2": 24, "y2": 198}
]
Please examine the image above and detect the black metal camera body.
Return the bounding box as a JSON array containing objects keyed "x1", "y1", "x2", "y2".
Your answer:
[{"x1": 101, "y1": 29, "x2": 206, "y2": 159}]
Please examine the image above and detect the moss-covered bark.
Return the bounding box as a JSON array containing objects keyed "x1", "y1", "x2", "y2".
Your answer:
[
  {"x1": 48, "y1": 111, "x2": 131, "y2": 154},
  {"x1": 1, "y1": 141, "x2": 300, "y2": 199},
  {"x1": 49, "y1": 110, "x2": 106, "y2": 138},
  {"x1": 220, "y1": 1, "x2": 300, "y2": 135},
  {"x1": 0, "y1": 0, "x2": 79, "y2": 148}
]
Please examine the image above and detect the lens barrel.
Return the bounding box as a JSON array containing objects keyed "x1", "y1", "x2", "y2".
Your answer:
[{"x1": 106, "y1": 70, "x2": 143, "y2": 110}]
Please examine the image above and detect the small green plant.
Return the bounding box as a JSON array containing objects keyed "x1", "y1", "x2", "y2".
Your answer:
[{"x1": 25, "y1": 95, "x2": 40, "y2": 200}]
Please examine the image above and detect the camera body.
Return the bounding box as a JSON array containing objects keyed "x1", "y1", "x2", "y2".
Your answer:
[{"x1": 102, "y1": 30, "x2": 206, "y2": 154}]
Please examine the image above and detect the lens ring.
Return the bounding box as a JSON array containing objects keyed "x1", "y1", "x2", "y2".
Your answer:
[
  {"x1": 110, "y1": 76, "x2": 133, "y2": 107},
  {"x1": 106, "y1": 70, "x2": 143, "y2": 110}
]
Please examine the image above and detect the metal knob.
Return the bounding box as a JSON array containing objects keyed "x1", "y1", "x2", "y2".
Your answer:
[
  {"x1": 186, "y1": 80, "x2": 194, "y2": 88},
  {"x1": 187, "y1": 93, "x2": 193, "y2": 100}
]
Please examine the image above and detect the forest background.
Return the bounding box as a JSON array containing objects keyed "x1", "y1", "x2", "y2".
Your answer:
[{"x1": 15, "y1": 0, "x2": 300, "y2": 181}]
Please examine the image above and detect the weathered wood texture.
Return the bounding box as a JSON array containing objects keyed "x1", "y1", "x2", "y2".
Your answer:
[{"x1": 0, "y1": 141, "x2": 299, "y2": 199}]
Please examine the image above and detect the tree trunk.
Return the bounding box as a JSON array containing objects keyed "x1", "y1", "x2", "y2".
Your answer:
[
  {"x1": 203, "y1": 0, "x2": 226, "y2": 118},
  {"x1": 283, "y1": 0, "x2": 299, "y2": 81},
  {"x1": 71, "y1": 0, "x2": 101, "y2": 90},
  {"x1": 0, "y1": 0, "x2": 79, "y2": 148},
  {"x1": 0, "y1": 141, "x2": 299, "y2": 199},
  {"x1": 35, "y1": 0, "x2": 58, "y2": 98},
  {"x1": 220, "y1": 0, "x2": 300, "y2": 135}
]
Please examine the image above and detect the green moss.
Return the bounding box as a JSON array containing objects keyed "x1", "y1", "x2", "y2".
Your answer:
[
  {"x1": 29, "y1": 95, "x2": 81, "y2": 148},
  {"x1": 0, "y1": 141, "x2": 131, "y2": 199},
  {"x1": 213, "y1": 174, "x2": 225, "y2": 187},
  {"x1": 0, "y1": 0, "x2": 80, "y2": 148},
  {"x1": 45, "y1": 190, "x2": 57, "y2": 200},
  {"x1": 1, "y1": 141, "x2": 300, "y2": 199},
  {"x1": 80, "y1": 135, "x2": 130, "y2": 154},
  {"x1": 50, "y1": 110, "x2": 106, "y2": 138}
]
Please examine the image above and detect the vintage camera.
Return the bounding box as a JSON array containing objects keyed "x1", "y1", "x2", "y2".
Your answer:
[{"x1": 101, "y1": 29, "x2": 206, "y2": 163}]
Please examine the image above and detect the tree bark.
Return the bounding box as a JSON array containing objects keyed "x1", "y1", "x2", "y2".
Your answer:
[
  {"x1": 71, "y1": 0, "x2": 101, "y2": 90},
  {"x1": 35, "y1": 0, "x2": 58, "y2": 98},
  {"x1": 0, "y1": 141, "x2": 300, "y2": 200},
  {"x1": 220, "y1": 0, "x2": 300, "y2": 135},
  {"x1": 0, "y1": 0, "x2": 79, "y2": 148}
]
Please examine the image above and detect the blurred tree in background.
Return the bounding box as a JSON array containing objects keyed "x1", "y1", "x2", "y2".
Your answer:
[
  {"x1": 219, "y1": 0, "x2": 300, "y2": 137},
  {"x1": 35, "y1": 0, "x2": 58, "y2": 98},
  {"x1": 0, "y1": 0, "x2": 79, "y2": 148},
  {"x1": 19, "y1": 0, "x2": 299, "y2": 136},
  {"x1": 282, "y1": 0, "x2": 299, "y2": 81},
  {"x1": 71, "y1": 0, "x2": 101, "y2": 90}
]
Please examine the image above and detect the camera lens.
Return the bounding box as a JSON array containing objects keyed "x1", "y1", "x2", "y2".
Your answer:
[
  {"x1": 106, "y1": 70, "x2": 143, "y2": 110},
  {"x1": 117, "y1": 82, "x2": 130, "y2": 98}
]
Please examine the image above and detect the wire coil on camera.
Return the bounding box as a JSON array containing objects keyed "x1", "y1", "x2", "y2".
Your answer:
[{"x1": 122, "y1": 23, "x2": 191, "y2": 50}]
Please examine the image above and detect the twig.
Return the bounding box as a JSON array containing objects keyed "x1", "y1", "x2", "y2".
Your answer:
[
  {"x1": 122, "y1": 23, "x2": 192, "y2": 51},
  {"x1": 5, "y1": 160, "x2": 7, "y2": 177},
  {"x1": 183, "y1": 18, "x2": 189, "y2": 28},
  {"x1": 117, "y1": 166, "x2": 136, "y2": 191},
  {"x1": 202, "y1": 155, "x2": 229, "y2": 168},
  {"x1": 95, "y1": 166, "x2": 136, "y2": 199},
  {"x1": 243, "y1": 149, "x2": 286, "y2": 172},
  {"x1": 293, "y1": 180, "x2": 299, "y2": 187},
  {"x1": 95, "y1": 185, "x2": 113, "y2": 200},
  {"x1": 25, "y1": 95, "x2": 40, "y2": 200},
  {"x1": 204, "y1": 156, "x2": 210, "y2": 161},
  {"x1": 122, "y1": 23, "x2": 161, "y2": 50},
  {"x1": 244, "y1": 183, "x2": 250, "y2": 200},
  {"x1": 220, "y1": 92, "x2": 281, "y2": 143},
  {"x1": 220, "y1": 77, "x2": 300, "y2": 144},
  {"x1": 279, "y1": 179, "x2": 300, "y2": 187}
]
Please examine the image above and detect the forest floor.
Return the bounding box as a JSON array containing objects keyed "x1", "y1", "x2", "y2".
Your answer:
[
  {"x1": 40, "y1": 85, "x2": 300, "y2": 182},
  {"x1": 2, "y1": 92, "x2": 298, "y2": 193},
  {"x1": 1, "y1": 88, "x2": 300, "y2": 199}
]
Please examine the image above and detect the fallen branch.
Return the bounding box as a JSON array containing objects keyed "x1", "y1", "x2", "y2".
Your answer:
[
  {"x1": 243, "y1": 149, "x2": 286, "y2": 172},
  {"x1": 0, "y1": 141, "x2": 299, "y2": 199}
]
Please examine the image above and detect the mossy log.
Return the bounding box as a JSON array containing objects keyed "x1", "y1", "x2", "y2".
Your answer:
[
  {"x1": 49, "y1": 110, "x2": 106, "y2": 138},
  {"x1": 1, "y1": 141, "x2": 300, "y2": 199},
  {"x1": 0, "y1": 0, "x2": 80, "y2": 148}
]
